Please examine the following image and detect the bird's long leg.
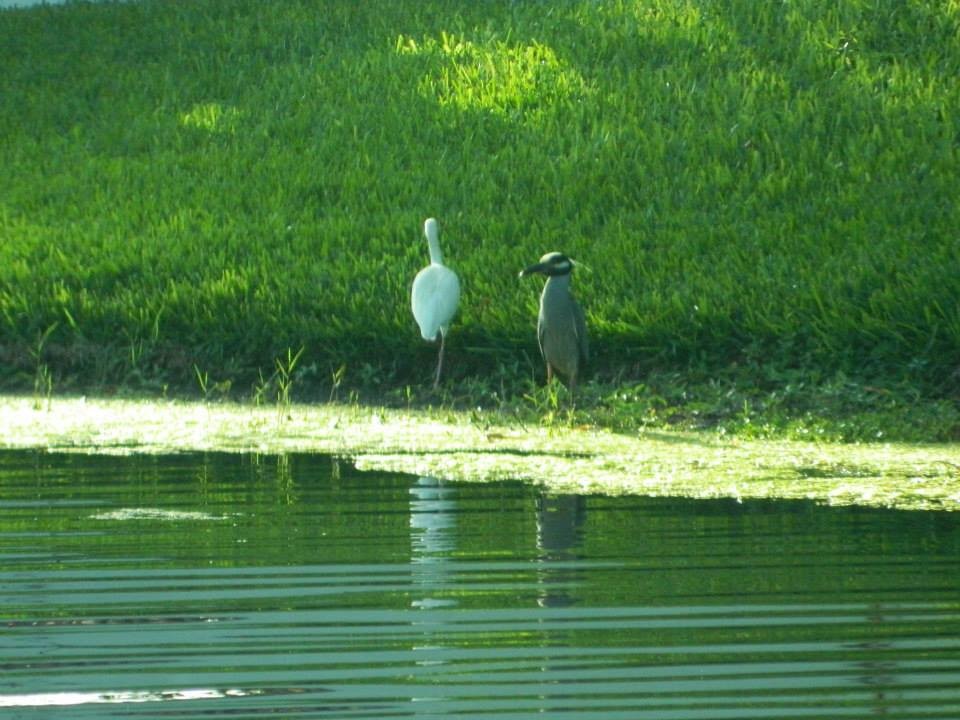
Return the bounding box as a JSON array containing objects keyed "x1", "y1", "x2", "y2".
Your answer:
[
  {"x1": 433, "y1": 333, "x2": 446, "y2": 390},
  {"x1": 546, "y1": 363, "x2": 553, "y2": 386}
]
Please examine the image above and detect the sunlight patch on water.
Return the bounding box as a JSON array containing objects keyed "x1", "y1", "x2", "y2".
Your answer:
[
  {"x1": 0, "y1": 688, "x2": 260, "y2": 708},
  {"x1": 90, "y1": 507, "x2": 232, "y2": 522}
]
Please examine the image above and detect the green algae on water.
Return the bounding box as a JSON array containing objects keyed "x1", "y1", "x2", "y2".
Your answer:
[{"x1": 1, "y1": 396, "x2": 958, "y2": 512}]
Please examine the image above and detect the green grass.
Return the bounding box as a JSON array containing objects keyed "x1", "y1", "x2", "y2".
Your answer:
[{"x1": 1, "y1": 0, "x2": 958, "y2": 440}]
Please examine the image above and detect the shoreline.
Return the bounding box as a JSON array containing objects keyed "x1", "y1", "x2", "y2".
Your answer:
[{"x1": 2, "y1": 394, "x2": 958, "y2": 512}]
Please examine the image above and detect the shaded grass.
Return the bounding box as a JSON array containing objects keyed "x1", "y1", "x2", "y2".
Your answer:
[
  {"x1": 0, "y1": 0, "x2": 958, "y2": 439},
  {"x1": 382, "y1": 364, "x2": 960, "y2": 444}
]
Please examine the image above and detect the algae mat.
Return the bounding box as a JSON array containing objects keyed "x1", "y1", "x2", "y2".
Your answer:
[{"x1": 1, "y1": 396, "x2": 958, "y2": 511}]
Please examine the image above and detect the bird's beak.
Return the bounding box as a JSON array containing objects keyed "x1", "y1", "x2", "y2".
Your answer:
[{"x1": 519, "y1": 262, "x2": 547, "y2": 278}]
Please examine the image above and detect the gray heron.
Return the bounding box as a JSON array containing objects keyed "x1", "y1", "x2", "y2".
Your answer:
[{"x1": 520, "y1": 251, "x2": 588, "y2": 392}]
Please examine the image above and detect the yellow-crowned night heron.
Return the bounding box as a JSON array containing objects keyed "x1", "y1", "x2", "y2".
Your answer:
[
  {"x1": 411, "y1": 218, "x2": 460, "y2": 388},
  {"x1": 520, "y1": 252, "x2": 588, "y2": 391}
]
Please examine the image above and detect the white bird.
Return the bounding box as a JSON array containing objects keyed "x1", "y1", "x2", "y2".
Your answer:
[{"x1": 411, "y1": 217, "x2": 460, "y2": 388}]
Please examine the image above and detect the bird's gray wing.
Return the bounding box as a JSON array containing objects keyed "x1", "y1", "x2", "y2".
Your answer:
[{"x1": 573, "y1": 299, "x2": 589, "y2": 363}]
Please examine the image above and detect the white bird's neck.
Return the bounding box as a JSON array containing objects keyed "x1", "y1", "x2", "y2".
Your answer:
[{"x1": 424, "y1": 220, "x2": 444, "y2": 265}]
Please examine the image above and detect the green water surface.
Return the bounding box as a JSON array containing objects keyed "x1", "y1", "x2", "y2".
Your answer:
[{"x1": 2, "y1": 450, "x2": 959, "y2": 719}]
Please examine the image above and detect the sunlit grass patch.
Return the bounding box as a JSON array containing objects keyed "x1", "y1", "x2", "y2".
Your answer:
[
  {"x1": 397, "y1": 31, "x2": 588, "y2": 117},
  {"x1": 179, "y1": 102, "x2": 242, "y2": 134}
]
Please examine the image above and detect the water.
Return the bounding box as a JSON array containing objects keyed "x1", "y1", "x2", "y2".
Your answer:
[
  {"x1": 0, "y1": 0, "x2": 74, "y2": 8},
  {"x1": 1, "y1": 451, "x2": 959, "y2": 719}
]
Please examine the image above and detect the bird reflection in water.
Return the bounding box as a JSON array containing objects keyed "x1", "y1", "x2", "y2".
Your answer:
[
  {"x1": 535, "y1": 492, "x2": 587, "y2": 608},
  {"x1": 409, "y1": 476, "x2": 457, "y2": 610}
]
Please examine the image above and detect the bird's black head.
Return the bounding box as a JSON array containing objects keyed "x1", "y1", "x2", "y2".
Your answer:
[{"x1": 520, "y1": 252, "x2": 574, "y2": 278}]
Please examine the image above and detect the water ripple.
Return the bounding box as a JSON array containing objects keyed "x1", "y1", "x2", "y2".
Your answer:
[{"x1": 1, "y1": 451, "x2": 959, "y2": 718}]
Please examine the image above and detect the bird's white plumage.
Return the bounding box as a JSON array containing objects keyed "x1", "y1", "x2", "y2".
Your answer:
[
  {"x1": 412, "y1": 263, "x2": 460, "y2": 340},
  {"x1": 412, "y1": 217, "x2": 460, "y2": 341}
]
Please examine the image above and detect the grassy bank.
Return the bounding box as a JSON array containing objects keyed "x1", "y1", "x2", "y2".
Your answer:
[{"x1": 1, "y1": 0, "x2": 958, "y2": 439}]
